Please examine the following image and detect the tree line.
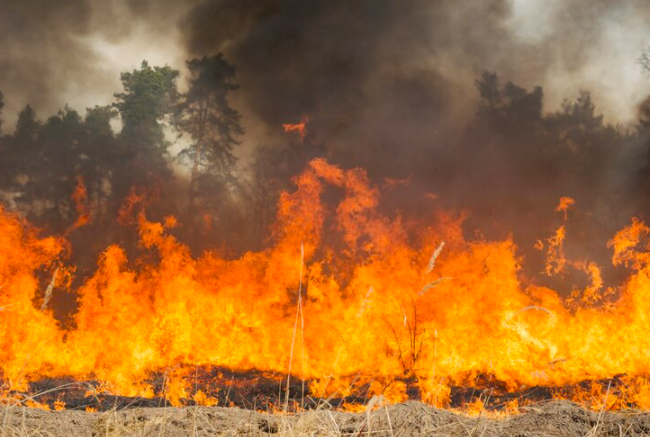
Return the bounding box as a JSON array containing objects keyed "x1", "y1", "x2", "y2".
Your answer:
[{"x1": 0, "y1": 54, "x2": 649, "y2": 284}]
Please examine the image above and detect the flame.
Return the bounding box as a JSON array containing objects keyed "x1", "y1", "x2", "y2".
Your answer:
[
  {"x1": 555, "y1": 196, "x2": 575, "y2": 220},
  {"x1": 4, "y1": 160, "x2": 650, "y2": 409},
  {"x1": 283, "y1": 116, "x2": 310, "y2": 140},
  {"x1": 68, "y1": 176, "x2": 90, "y2": 232}
]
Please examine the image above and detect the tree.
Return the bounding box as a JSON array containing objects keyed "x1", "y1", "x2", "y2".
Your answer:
[
  {"x1": 34, "y1": 107, "x2": 84, "y2": 230},
  {"x1": 0, "y1": 91, "x2": 9, "y2": 187},
  {"x1": 2, "y1": 105, "x2": 83, "y2": 230},
  {"x1": 475, "y1": 71, "x2": 543, "y2": 129},
  {"x1": 0, "y1": 90, "x2": 4, "y2": 135},
  {"x1": 176, "y1": 55, "x2": 244, "y2": 214},
  {"x1": 81, "y1": 105, "x2": 119, "y2": 214},
  {"x1": 113, "y1": 60, "x2": 180, "y2": 198},
  {"x1": 639, "y1": 50, "x2": 650, "y2": 127},
  {"x1": 14, "y1": 104, "x2": 39, "y2": 141},
  {"x1": 640, "y1": 50, "x2": 650, "y2": 74},
  {"x1": 5, "y1": 105, "x2": 40, "y2": 197}
]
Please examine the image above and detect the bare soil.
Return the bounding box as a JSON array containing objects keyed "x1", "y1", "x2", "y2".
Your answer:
[{"x1": 2, "y1": 400, "x2": 650, "y2": 436}]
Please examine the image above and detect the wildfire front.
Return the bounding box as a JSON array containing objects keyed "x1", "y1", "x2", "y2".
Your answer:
[{"x1": 1, "y1": 1, "x2": 650, "y2": 435}]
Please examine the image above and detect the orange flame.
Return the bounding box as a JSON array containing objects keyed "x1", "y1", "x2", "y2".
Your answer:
[
  {"x1": 555, "y1": 196, "x2": 575, "y2": 220},
  {"x1": 69, "y1": 176, "x2": 90, "y2": 231},
  {"x1": 283, "y1": 116, "x2": 310, "y2": 140},
  {"x1": 3, "y1": 161, "x2": 650, "y2": 409}
]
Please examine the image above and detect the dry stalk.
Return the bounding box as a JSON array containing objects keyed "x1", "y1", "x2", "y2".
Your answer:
[
  {"x1": 587, "y1": 380, "x2": 612, "y2": 437},
  {"x1": 40, "y1": 268, "x2": 58, "y2": 312},
  {"x1": 418, "y1": 277, "x2": 452, "y2": 296},
  {"x1": 384, "y1": 405, "x2": 394, "y2": 437},
  {"x1": 285, "y1": 242, "x2": 305, "y2": 412},
  {"x1": 517, "y1": 305, "x2": 553, "y2": 315},
  {"x1": 427, "y1": 242, "x2": 445, "y2": 273},
  {"x1": 356, "y1": 286, "x2": 374, "y2": 318}
]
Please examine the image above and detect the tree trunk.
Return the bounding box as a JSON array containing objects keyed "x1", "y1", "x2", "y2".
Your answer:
[{"x1": 188, "y1": 140, "x2": 203, "y2": 213}]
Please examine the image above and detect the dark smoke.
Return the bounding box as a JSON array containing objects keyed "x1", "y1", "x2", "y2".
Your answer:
[
  {"x1": 178, "y1": 0, "x2": 650, "y2": 290},
  {"x1": 1, "y1": 0, "x2": 650, "y2": 296},
  {"x1": 179, "y1": 0, "x2": 650, "y2": 172}
]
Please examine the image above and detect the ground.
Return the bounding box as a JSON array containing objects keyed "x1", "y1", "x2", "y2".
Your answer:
[{"x1": 1, "y1": 401, "x2": 650, "y2": 436}]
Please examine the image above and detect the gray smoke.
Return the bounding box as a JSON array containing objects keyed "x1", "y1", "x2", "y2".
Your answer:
[
  {"x1": 178, "y1": 0, "x2": 650, "y2": 173},
  {"x1": 1, "y1": 1, "x2": 648, "y2": 137},
  {"x1": 0, "y1": 1, "x2": 193, "y2": 128}
]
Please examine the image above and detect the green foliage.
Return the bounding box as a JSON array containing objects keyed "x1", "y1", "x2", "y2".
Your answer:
[
  {"x1": 114, "y1": 60, "x2": 180, "y2": 147},
  {"x1": 112, "y1": 60, "x2": 180, "y2": 198},
  {"x1": 174, "y1": 54, "x2": 245, "y2": 248},
  {"x1": 178, "y1": 55, "x2": 243, "y2": 170},
  {"x1": 2, "y1": 105, "x2": 40, "y2": 185},
  {"x1": 176, "y1": 55, "x2": 244, "y2": 202},
  {"x1": 475, "y1": 72, "x2": 544, "y2": 128},
  {"x1": 14, "y1": 104, "x2": 39, "y2": 141}
]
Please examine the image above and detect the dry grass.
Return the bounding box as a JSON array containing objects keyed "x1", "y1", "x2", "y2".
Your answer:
[{"x1": 1, "y1": 398, "x2": 650, "y2": 437}]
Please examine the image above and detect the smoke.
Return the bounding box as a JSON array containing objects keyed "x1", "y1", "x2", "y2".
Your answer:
[
  {"x1": 1, "y1": 1, "x2": 647, "y2": 132},
  {"x1": 178, "y1": 0, "x2": 650, "y2": 166},
  {"x1": 176, "y1": 0, "x2": 650, "y2": 200},
  {"x1": 0, "y1": 1, "x2": 192, "y2": 129},
  {"x1": 177, "y1": 0, "x2": 650, "y2": 291},
  {"x1": 1, "y1": 0, "x2": 648, "y2": 139}
]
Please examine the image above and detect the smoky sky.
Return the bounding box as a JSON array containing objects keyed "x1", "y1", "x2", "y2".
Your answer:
[
  {"x1": 174, "y1": 0, "x2": 650, "y2": 185},
  {"x1": 0, "y1": 0, "x2": 195, "y2": 129},
  {"x1": 1, "y1": 0, "x2": 649, "y2": 133},
  {"x1": 0, "y1": 0, "x2": 649, "y2": 184}
]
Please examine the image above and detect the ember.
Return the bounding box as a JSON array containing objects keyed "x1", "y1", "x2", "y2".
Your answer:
[{"x1": 283, "y1": 116, "x2": 310, "y2": 140}]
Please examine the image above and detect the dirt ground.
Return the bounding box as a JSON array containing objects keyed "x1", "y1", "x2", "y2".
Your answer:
[{"x1": 1, "y1": 400, "x2": 650, "y2": 436}]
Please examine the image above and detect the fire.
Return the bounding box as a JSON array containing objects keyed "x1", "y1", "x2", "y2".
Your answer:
[
  {"x1": 283, "y1": 116, "x2": 310, "y2": 140},
  {"x1": 555, "y1": 196, "x2": 575, "y2": 220},
  {"x1": 4, "y1": 159, "x2": 650, "y2": 410},
  {"x1": 68, "y1": 176, "x2": 90, "y2": 232}
]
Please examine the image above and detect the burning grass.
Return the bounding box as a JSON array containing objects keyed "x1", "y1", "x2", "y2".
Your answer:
[{"x1": 2, "y1": 159, "x2": 650, "y2": 416}]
